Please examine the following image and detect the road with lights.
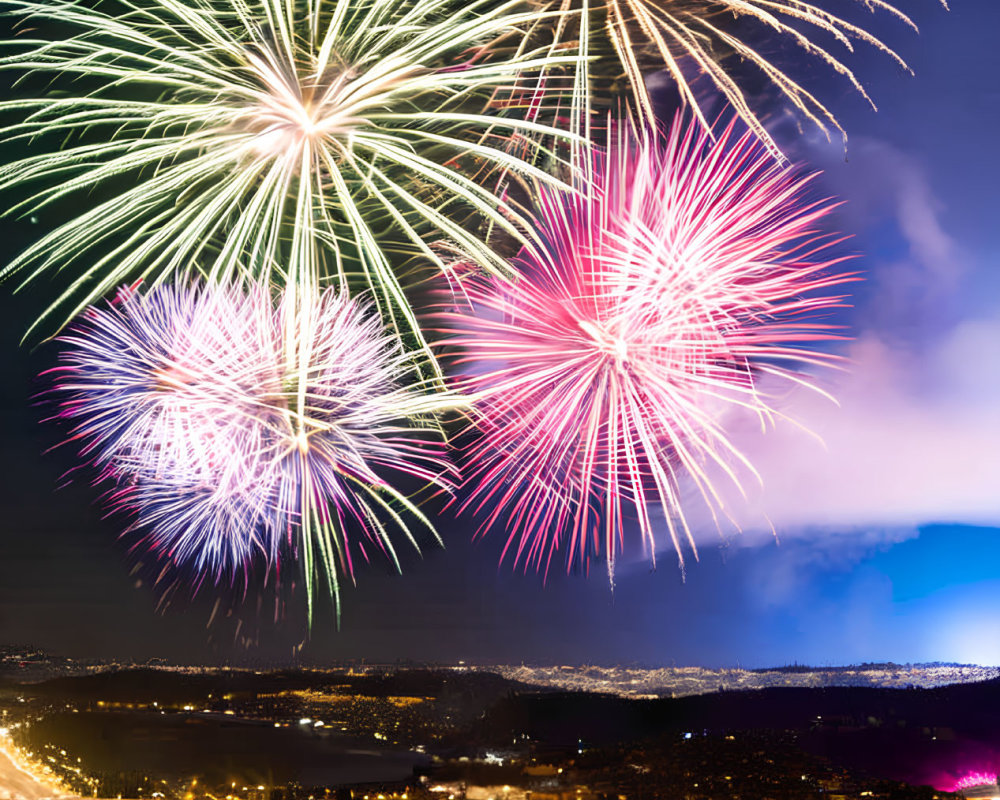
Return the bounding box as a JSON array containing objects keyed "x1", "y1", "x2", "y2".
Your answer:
[{"x1": 0, "y1": 741, "x2": 78, "y2": 800}]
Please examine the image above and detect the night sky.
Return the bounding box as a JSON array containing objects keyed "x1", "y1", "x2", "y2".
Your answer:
[{"x1": 1, "y1": 0, "x2": 998, "y2": 667}]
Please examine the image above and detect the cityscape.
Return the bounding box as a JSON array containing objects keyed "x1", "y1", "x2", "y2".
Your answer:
[
  {"x1": 2, "y1": 648, "x2": 1000, "y2": 800},
  {"x1": 4, "y1": 649, "x2": 1000, "y2": 699}
]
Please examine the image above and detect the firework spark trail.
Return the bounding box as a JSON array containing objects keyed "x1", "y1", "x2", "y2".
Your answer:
[
  {"x1": 520, "y1": 0, "x2": 946, "y2": 158},
  {"x1": 54, "y1": 282, "x2": 461, "y2": 618},
  {"x1": 437, "y1": 117, "x2": 856, "y2": 579},
  {"x1": 0, "y1": 0, "x2": 581, "y2": 371},
  {"x1": 265, "y1": 288, "x2": 460, "y2": 617},
  {"x1": 949, "y1": 772, "x2": 999, "y2": 793}
]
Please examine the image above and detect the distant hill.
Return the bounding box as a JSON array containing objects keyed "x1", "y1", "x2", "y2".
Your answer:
[
  {"x1": 479, "y1": 679, "x2": 1000, "y2": 744},
  {"x1": 474, "y1": 678, "x2": 1000, "y2": 788},
  {"x1": 16, "y1": 664, "x2": 1000, "y2": 744},
  {"x1": 7, "y1": 666, "x2": 541, "y2": 706},
  {"x1": 753, "y1": 662, "x2": 981, "y2": 673}
]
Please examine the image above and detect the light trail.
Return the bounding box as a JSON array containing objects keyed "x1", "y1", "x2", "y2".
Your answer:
[{"x1": 0, "y1": 732, "x2": 80, "y2": 800}]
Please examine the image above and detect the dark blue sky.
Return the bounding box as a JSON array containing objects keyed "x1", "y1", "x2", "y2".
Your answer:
[{"x1": 1, "y1": 0, "x2": 997, "y2": 667}]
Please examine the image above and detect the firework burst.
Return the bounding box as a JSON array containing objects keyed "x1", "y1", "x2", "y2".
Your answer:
[
  {"x1": 519, "y1": 0, "x2": 946, "y2": 158},
  {"x1": 55, "y1": 281, "x2": 460, "y2": 618},
  {"x1": 438, "y1": 117, "x2": 855, "y2": 578},
  {"x1": 0, "y1": 0, "x2": 579, "y2": 367},
  {"x1": 55, "y1": 282, "x2": 276, "y2": 486},
  {"x1": 949, "y1": 772, "x2": 999, "y2": 793}
]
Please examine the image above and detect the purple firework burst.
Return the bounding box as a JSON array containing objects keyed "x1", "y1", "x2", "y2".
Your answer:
[{"x1": 54, "y1": 282, "x2": 456, "y2": 615}]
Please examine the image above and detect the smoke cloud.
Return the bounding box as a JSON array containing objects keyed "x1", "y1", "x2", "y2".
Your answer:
[{"x1": 691, "y1": 137, "x2": 1000, "y2": 546}]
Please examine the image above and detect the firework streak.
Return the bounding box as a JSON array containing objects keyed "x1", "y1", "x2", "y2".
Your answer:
[
  {"x1": 438, "y1": 118, "x2": 856, "y2": 579},
  {"x1": 53, "y1": 282, "x2": 460, "y2": 618},
  {"x1": 513, "y1": 0, "x2": 946, "y2": 158},
  {"x1": 0, "y1": 0, "x2": 580, "y2": 367}
]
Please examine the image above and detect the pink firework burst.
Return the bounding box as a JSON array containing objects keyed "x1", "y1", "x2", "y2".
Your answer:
[
  {"x1": 950, "y1": 772, "x2": 999, "y2": 792},
  {"x1": 54, "y1": 282, "x2": 455, "y2": 614},
  {"x1": 439, "y1": 118, "x2": 856, "y2": 578}
]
